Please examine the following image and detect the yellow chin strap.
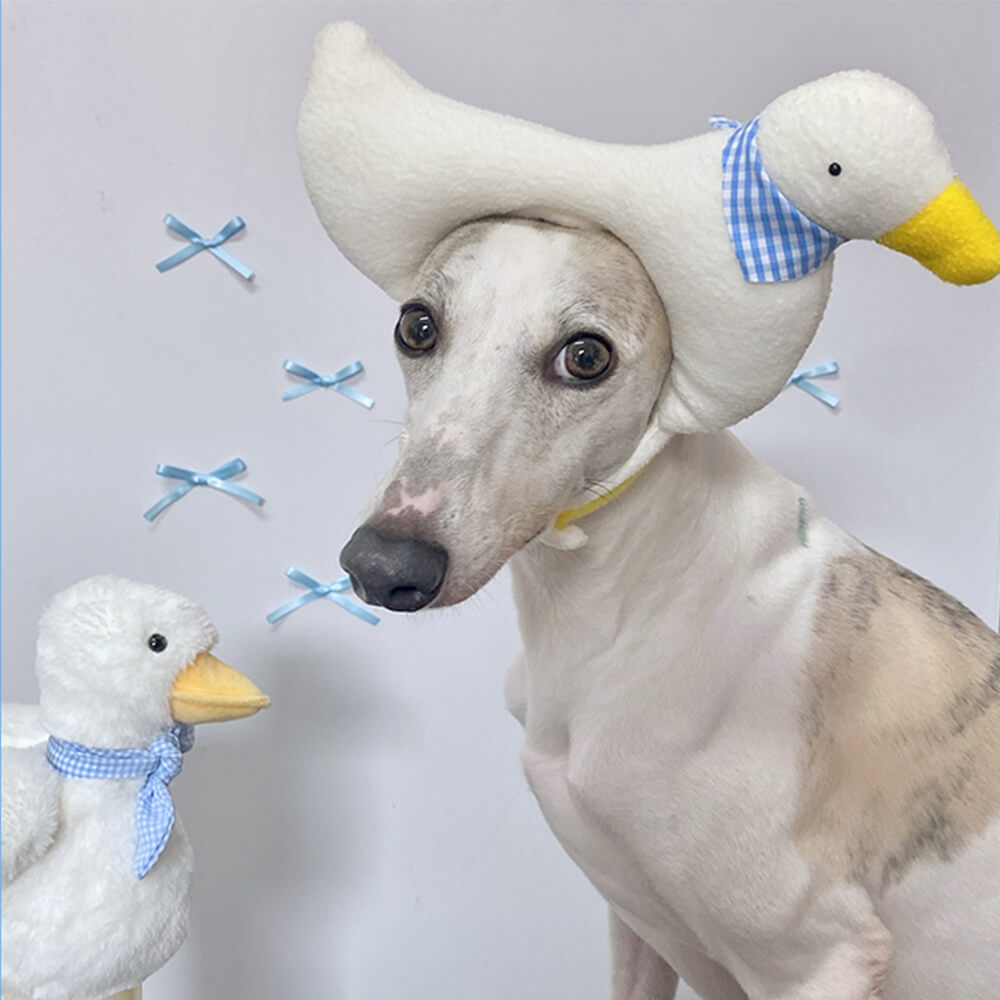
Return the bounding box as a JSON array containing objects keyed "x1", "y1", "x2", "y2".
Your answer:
[
  {"x1": 545, "y1": 421, "x2": 669, "y2": 547},
  {"x1": 553, "y1": 467, "x2": 647, "y2": 531}
]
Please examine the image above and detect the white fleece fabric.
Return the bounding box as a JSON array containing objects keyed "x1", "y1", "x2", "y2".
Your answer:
[
  {"x1": 297, "y1": 23, "x2": 996, "y2": 438},
  {"x1": 0, "y1": 577, "x2": 219, "y2": 1000}
]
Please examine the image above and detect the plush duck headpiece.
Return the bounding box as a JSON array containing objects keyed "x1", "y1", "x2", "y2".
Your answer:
[{"x1": 297, "y1": 23, "x2": 999, "y2": 485}]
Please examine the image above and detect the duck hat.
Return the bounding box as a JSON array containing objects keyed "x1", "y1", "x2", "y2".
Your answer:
[{"x1": 297, "y1": 23, "x2": 1000, "y2": 484}]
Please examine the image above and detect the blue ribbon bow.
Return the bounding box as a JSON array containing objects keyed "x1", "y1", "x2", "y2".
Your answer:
[
  {"x1": 786, "y1": 361, "x2": 840, "y2": 408},
  {"x1": 143, "y1": 458, "x2": 265, "y2": 521},
  {"x1": 46, "y1": 724, "x2": 195, "y2": 879},
  {"x1": 267, "y1": 566, "x2": 380, "y2": 626},
  {"x1": 282, "y1": 360, "x2": 375, "y2": 408},
  {"x1": 156, "y1": 214, "x2": 254, "y2": 280}
]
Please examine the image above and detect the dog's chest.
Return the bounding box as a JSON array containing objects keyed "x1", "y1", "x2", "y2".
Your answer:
[
  {"x1": 519, "y1": 733, "x2": 696, "y2": 944},
  {"x1": 508, "y1": 611, "x2": 816, "y2": 962}
]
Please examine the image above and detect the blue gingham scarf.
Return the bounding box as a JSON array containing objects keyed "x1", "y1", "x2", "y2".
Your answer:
[
  {"x1": 46, "y1": 724, "x2": 195, "y2": 879},
  {"x1": 712, "y1": 116, "x2": 844, "y2": 282}
]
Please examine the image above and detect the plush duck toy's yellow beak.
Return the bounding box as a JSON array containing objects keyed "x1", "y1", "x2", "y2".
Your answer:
[
  {"x1": 170, "y1": 651, "x2": 270, "y2": 724},
  {"x1": 878, "y1": 178, "x2": 1000, "y2": 285}
]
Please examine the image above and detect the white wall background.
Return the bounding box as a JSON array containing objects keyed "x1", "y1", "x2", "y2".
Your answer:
[{"x1": 2, "y1": 3, "x2": 998, "y2": 999}]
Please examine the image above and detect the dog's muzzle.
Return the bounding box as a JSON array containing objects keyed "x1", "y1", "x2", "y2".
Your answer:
[{"x1": 340, "y1": 525, "x2": 449, "y2": 612}]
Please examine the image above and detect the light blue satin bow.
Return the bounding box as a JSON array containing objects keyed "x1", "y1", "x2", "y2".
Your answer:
[
  {"x1": 156, "y1": 214, "x2": 254, "y2": 280},
  {"x1": 143, "y1": 458, "x2": 265, "y2": 521},
  {"x1": 282, "y1": 360, "x2": 375, "y2": 408},
  {"x1": 46, "y1": 724, "x2": 195, "y2": 879},
  {"x1": 786, "y1": 362, "x2": 840, "y2": 408},
  {"x1": 267, "y1": 566, "x2": 380, "y2": 626}
]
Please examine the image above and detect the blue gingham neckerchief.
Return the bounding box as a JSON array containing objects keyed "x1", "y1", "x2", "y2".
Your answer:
[
  {"x1": 712, "y1": 116, "x2": 844, "y2": 282},
  {"x1": 46, "y1": 724, "x2": 195, "y2": 879}
]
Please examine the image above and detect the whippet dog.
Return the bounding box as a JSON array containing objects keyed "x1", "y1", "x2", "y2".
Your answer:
[{"x1": 340, "y1": 217, "x2": 1000, "y2": 1000}]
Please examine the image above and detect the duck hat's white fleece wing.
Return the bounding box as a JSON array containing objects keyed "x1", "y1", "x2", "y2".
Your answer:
[
  {"x1": 297, "y1": 23, "x2": 999, "y2": 442},
  {"x1": 2, "y1": 740, "x2": 60, "y2": 887}
]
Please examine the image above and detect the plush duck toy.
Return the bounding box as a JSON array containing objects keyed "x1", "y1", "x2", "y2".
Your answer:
[
  {"x1": 1, "y1": 576, "x2": 270, "y2": 1000},
  {"x1": 297, "y1": 22, "x2": 1000, "y2": 502}
]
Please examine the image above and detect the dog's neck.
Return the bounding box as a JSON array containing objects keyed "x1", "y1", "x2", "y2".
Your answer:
[
  {"x1": 513, "y1": 430, "x2": 795, "y2": 615},
  {"x1": 508, "y1": 431, "x2": 813, "y2": 724}
]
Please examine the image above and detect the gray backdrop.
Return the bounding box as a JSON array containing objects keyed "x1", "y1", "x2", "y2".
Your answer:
[{"x1": 2, "y1": 3, "x2": 998, "y2": 998}]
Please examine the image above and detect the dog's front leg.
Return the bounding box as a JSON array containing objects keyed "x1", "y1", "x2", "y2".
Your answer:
[
  {"x1": 712, "y1": 890, "x2": 893, "y2": 1000},
  {"x1": 610, "y1": 911, "x2": 679, "y2": 1000}
]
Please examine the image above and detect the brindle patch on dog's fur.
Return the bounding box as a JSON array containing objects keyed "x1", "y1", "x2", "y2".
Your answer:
[{"x1": 796, "y1": 546, "x2": 1000, "y2": 893}]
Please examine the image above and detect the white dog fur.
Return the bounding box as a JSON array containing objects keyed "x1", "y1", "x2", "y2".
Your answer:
[{"x1": 344, "y1": 217, "x2": 999, "y2": 1000}]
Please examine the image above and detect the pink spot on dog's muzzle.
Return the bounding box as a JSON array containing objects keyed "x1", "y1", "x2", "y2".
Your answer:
[{"x1": 383, "y1": 486, "x2": 443, "y2": 518}]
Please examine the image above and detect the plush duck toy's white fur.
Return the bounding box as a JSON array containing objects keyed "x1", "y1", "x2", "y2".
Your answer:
[
  {"x1": 297, "y1": 22, "x2": 1000, "y2": 497},
  {"x1": 1, "y1": 577, "x2": 269, "y2": 1000}
]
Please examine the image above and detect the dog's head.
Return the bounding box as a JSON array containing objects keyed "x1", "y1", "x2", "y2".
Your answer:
[{"x1": 341, "y1": 218, "x2": 671, "y2": 610}]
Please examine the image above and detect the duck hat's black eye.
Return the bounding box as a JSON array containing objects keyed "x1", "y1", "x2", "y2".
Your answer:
[
  {"x1": 554, "y1": 334, "x2": 614, "y2": 383},
  {"x1": 147, "y1": 633, "x2": 168, "y2": 653},
  {"x1": 395, "y1": 305, "x2": 438, "y2": 354},
  {"x1": 828, "y1": 162, "x2": 842, "y2": 177}
]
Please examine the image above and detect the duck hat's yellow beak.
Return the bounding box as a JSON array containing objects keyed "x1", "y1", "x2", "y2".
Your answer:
[
  {"x1": 878, "y1": 178, "x2": 1000, "y2": 285},
  {"x1": 170, "y1": 651, "x2": 270, "y2": 724}
]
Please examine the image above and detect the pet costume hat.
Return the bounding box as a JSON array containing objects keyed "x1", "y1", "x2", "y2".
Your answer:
[{"x1": 297, "y1": 23, "x2": 999, "y2": 502}]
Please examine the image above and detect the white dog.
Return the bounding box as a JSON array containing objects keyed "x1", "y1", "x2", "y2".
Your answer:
[{"x1": 340, "y1": 217, "x2": 999, "y2": 1000}]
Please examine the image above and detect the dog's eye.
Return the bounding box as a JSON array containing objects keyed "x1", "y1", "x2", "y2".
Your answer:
[
  {"x1": 395, "y1": 306, "x2": 438, "y2": 354},
  {"x1": 554, "y1": 335, "x2": 613, "y2": 383}
]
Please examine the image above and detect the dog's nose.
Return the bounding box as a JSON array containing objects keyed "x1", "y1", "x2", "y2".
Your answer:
[{"x1": 340, "y1": 525, "x2": 449, "y2": 612}]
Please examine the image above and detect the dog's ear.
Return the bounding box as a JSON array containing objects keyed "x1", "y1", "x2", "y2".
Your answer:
[{"x1": 297, "y1": 23, "x2": 998, "y2": 439}]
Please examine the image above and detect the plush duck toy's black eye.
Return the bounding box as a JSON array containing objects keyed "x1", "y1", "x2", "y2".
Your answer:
[
  {"x1": 147, "y1": 633, "x2": 168, "y2": 653},
  {"x1": 828, "y1": 162, "x2": 842, "y2": 176}
]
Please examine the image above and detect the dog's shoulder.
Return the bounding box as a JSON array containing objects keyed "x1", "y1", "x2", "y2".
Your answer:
[{"x1": 795, "y1": 544, "x2": 1000, "y2": 892}]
